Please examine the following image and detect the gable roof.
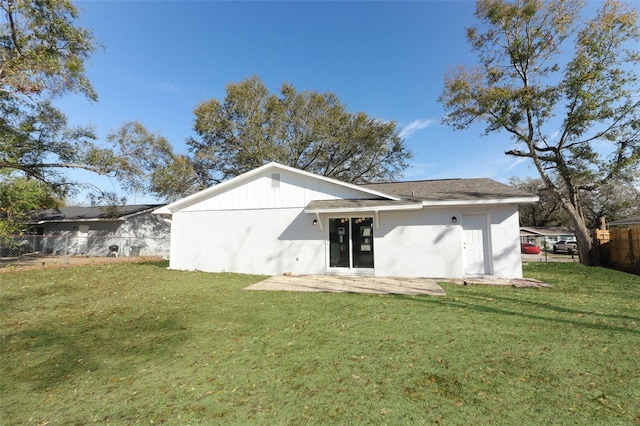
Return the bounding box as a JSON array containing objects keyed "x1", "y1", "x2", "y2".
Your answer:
[
  {"x1": 28, "y1": 204, "x2": 164, "y2": 224},
  {"x1": 154, "y1": 162, "x2": 398, "y2": 215},
  {"x1": 155, "y1": 162, "x2": 539, "y2": 215}
]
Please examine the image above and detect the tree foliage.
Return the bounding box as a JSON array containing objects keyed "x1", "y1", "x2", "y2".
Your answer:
[
  {"x1": 0, "y1": 172, "x2": 60, "y2": 234},
  {"x1": 580, "y1": 179, "x2": 640, "y2": 225},
  {"x1": 1, "y1": 0, "x2": 96, "y2": 99},
  {"x1": 509, "y1": 176, "x2": 570, "y2": 227},
  {"x1": 439, "y1": 0, "x2": 640, "y2": 265},
  {"x1": 106, "y1": 121, "x2": 198, "y2": 202},
  {"x1": 187, "y1": 76, "x2": 412, "y2": 186},
  {"x1": 0, "y1": 0, "x2": 116, "y2": 199},
  {"x1": 511, "y1": 175, "x2": 640, "y2": 228}
]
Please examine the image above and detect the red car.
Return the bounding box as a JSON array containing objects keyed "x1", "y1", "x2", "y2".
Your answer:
[{"x1": 521, "y1": 243, "x2": 541, "y2": 254}]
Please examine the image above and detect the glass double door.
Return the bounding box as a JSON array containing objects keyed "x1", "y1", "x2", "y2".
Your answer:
[{"x1": 329, "y1": 217, "x2": 374, "y2": 269}]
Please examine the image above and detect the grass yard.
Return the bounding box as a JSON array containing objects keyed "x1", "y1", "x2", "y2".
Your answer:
[{"x1": 1, "y1": 262, "x2": 639, "y2": 425}]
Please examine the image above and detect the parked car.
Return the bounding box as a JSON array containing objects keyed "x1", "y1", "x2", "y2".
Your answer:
[
  {"x1": 521, "y1": 243, "x2": 541, "y2": 255},
  {"x1": 553, "y1": 240, "x2": 578, "y2": 254}
]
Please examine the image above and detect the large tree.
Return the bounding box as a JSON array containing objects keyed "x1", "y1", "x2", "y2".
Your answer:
[
  {"x1": 580, "y1": 179, "x2": 640, "y2": 225},
  {"x1": 187, "y1": 76, "x2": 412, "y2": 186},
  {"x1": 439, "y1": 0, "x2": 640, "y2": 265},
  {"x1": 509, "y1": 176, "x2": 570, "y2": 227},
  {"x1": 106, "y1": 121, "x2": 198, "y2": 202},
  {"x1": 0, "y1": 172, "x2": 60, "y2": 234},
  {"x1": 511, "y1": 175, "x2": 640, "y2": 228},
  {"x1": 1, "y1": 0, "x2": 115, "y2": 203}
]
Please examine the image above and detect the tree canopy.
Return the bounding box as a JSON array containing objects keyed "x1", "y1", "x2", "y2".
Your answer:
[
  {"x1": 187, "y1": 76, "x2": 412, "y2": 187},
  {"x1": 439, "y1": 0, "x2": 640, "y2": 265},
  {"x1": 0, "y1": 172, "x2": 60, "y2": 234},
  {"x1": 106, "y1": 121, "x2": 197, "y2": 202},
  {"x1": 509, "y1": 176, "x2": 570, "y2": 227},
  {"x1": 0, "y1": 0, "x2": 116, "y2": 198}
]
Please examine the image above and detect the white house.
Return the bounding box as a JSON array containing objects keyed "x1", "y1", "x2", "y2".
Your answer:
[
  {"x1": 520, "y1": 226, "x2": 576, "y2": 250},
  {"x1": 27, "y1": 204, "x2": 170, "y2": 257},
  {"x1": 154, "y1": 162, "x2": 538, "y2": 279}
]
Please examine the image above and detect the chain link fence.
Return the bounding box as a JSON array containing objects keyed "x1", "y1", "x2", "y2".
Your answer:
[{"x1": 0, "y1": 234, "x2": 169, "y2": 268}]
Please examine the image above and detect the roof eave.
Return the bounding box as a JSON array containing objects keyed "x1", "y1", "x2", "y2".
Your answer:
[
  {"x1": 304, "y1": 203, "x2": 423, "y2": 214},
  {"x1": 27, "y1": 217, "x2": 125, "y2": 225},
  {"x1": 153, "y1": 206, "x2": 172, "y2": 215},
  {"x1": 120, "y1": 206, "x2": 163, "y2": 219},
  {"x1": 421, "y1": 196, "x2": 539, "y2": 207}
]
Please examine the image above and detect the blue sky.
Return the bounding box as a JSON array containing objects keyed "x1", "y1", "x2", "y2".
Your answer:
[{"x1": 59, "y1": 0, "x2": 539, "y2": 204}]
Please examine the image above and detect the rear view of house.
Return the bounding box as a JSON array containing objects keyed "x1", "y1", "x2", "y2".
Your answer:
[{"x1": 155, "y1": 163, "x2": 537, "y2": 279}]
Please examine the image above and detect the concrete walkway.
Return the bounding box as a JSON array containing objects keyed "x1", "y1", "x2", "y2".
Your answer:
[{"x1": 246, "y1": 274, "x2": 446, "y2": 296}]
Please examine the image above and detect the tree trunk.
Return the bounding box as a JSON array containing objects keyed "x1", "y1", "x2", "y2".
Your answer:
[{"x1": 564, "y1": 203, "x2": 594, "y2": 266}]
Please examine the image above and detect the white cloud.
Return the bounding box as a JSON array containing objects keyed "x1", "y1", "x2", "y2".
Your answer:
[
  {"x1": 399, "y1": 118, "x2": 433, "y2": 139},
  {"x1": 504, "y1": 156, "x2": 528, "y2": 172}
]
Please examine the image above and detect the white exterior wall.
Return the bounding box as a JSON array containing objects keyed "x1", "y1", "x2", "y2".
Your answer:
[
  {"x1": 371, "y1": 205, "x2": 522, "y2": 278},
  {"x1": 169, "y1": 169, "x2": 375, "y2": 274},
  {"x1": 168, "y1": 167, "x2": 524, "y2": 279},
  {"x1": 170, "y1": 208, "x2": 324, "y2": 275},
  {"x1": 372, "y1": 208, "x2": 464, "y2": 278},
  {"x1": 477, "y1": 205, "x2": 523, "y2": 279},
  {"x1": 171, "y1": 204, "x2": 523, "y2": 278}
]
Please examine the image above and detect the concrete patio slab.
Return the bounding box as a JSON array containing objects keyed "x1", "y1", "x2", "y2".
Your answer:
[{"x1": 245, "y1": 274, "x2": 447, "y2": 296}]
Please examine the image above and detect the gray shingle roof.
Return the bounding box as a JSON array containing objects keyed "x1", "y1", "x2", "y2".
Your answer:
[
  {"x1": 28, "y1": 204, "x2": 164, "y2": 224},
  {"x1": 361, "y1": 178, "x2": 534, "y2": 202},
  {"x1": 520, "y1": 226, "x2": 575, "y2": 236},
  {"x1": 608, "y1": 216, "x2": 640, "y2": 227},
  {"x1": 305, "y1": 178, "x2": 537, "y2": 212}
]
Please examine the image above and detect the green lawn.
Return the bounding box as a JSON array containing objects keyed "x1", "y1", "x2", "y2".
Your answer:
[{"x1": 1, "y1": 262, "x2": 639, "y2": 425}]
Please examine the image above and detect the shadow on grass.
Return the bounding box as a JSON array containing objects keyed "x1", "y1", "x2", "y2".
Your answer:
[
  {"x1": 389, "y1": 292, "x2": 640, "y2": 336},
  {"x1": 461, "y1": 291, "x2": 640, "y2": 323},
  {"x1": 1, "y1": 309, "x2": 188, "y2": 391},
  {"x1": 143, "y1": 260, "x2": 170, "y2": 268}
]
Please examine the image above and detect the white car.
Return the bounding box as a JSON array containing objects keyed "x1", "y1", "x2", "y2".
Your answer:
[{"x1": 553, "y1": 240, "x2": 578, "y2": 254}]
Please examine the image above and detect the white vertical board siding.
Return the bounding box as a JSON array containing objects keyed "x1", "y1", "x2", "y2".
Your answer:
[
  {"x1": 373, "y1": 209, "x2": 464, "y2": 278},
  {"x1": 181, "y1": 170, "x2": 375, "y2": 212},
  {"x1": 169, "y1": 208, "x2": 325, "y2": 275}
]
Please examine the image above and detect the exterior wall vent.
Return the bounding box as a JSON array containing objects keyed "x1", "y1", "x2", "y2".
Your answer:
[{"x1": 271, "y1": 173, "x2": 281, "y2": 188}]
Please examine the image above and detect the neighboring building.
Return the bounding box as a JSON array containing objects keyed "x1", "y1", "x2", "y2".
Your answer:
[
  {"x1": 608, "y1": 216, "x2": 640, "y2": 229},
  {"x1": 27, "y1": 204, "x2": 170, "y2": 257},
  {"x1": 519, "y1": 226, "x2": 576, "y2": 250},
  {"x1": 155, "y1": 162, "x2": 538, "y2": 279}
]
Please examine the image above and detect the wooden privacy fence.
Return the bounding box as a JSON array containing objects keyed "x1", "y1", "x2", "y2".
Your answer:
[{"x1": 594, "y1": 228, "x2": 640, "y2": 273}]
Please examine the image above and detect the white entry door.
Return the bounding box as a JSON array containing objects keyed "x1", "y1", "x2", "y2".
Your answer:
[{"x1": 462, "y1": 214, "x2": 490, "y2": 276}]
